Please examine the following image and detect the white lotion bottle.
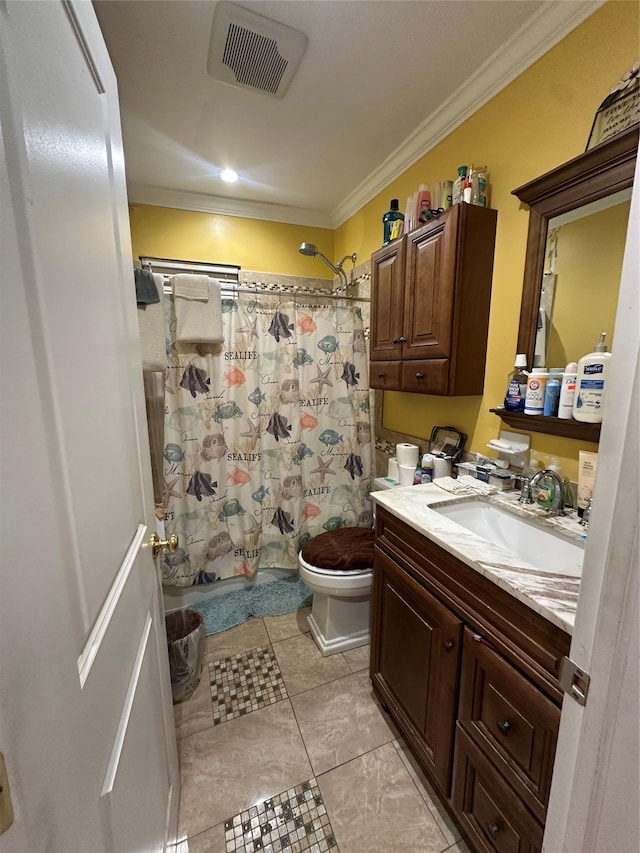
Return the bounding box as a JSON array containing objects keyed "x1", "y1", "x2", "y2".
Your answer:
[
  {"x1": 557, "y1": 361, "x2": 578, "y2": 419},
  {"x1": 573, "y1": 333, "x2": 612, "y2": 423}
]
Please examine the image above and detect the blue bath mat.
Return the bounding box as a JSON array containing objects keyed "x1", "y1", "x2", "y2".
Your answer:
[{"x1": 189, "y1": 575, "x2": 313, "y2": 636}]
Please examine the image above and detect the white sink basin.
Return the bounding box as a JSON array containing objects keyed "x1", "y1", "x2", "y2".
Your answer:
[{"x1": 433, "y1": 501, "x2": 584, "y2": 576}]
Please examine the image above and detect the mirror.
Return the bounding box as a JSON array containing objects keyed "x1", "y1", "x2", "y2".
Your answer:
[
  {"x1": 534, "y1": 188, "x2": 632, "y2": 368},
  {"x1": 513, "y1": 124, "x2": 638, "y2": 372}
]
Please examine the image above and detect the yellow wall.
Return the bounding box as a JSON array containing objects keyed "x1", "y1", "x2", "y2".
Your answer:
[
  {"x1": 335, "y1": 1, "x2": 638, "y2": 481},
  {"x1": 129, "y1": 204, "x2": 334, "y2": 279},
  {"x1": 129, "y1": 2, "x2": 638, "y2": 481}
]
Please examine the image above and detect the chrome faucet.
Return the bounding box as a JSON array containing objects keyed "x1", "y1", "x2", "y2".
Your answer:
[
  {"x1": 526, "y1": 469, "x2": 567, "y2": 516},
  {"x1": 517, "y1": 474, "x2": 534, "y2": 505},
  {"x1": 579, "y1": 496, "x2": 592, "y2": 529}
]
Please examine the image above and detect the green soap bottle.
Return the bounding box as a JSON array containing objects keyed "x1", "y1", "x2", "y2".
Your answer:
[{"x1": 382, "y1": 199, "x2": 404, "y2": 245}]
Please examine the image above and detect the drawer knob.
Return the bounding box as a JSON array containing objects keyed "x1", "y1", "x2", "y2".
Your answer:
[
  {"x1": 442, "y1": 640, "x2": 455, "y2": 652},
  {"x1": 416, "y1": 372, "x2": 424, "y2": 379},
  {"x1": 496, "y1": 720, "x2": 511, "y2": 735},
  {"x1": 378, "y1": 372, "x2": 385, "y2": 378},
  {"x1": 486, "y1": 822, "x2": 499, "y2": 839}
]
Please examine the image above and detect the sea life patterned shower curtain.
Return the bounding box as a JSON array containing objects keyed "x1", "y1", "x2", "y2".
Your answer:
[{"x1": 161, "y1": 293, "x2": 373, "y2": 586}]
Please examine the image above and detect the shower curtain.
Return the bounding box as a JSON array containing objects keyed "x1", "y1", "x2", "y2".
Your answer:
[{"x1": 161, "y1": 292, "x2": 373, "y2": 586}]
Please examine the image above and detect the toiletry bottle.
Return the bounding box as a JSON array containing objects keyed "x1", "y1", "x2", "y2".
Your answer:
[
  {"x1": 543, "y1": 369, "x2": 563, "y2": 416},
  {"x1": 573, "y1": 333, "x2": 612, "y2": 423},
  {"x1": 462, "y1": 167, "x2": 475, "y2": 204},
  {"x1": 416, "y1": 184, "x2": 432, "y2": 224},
  {"x1": 452, "y1": 166, "x2": 468, "y2": 205},
  {"x1": 503, "y1": 354, "x2": 529, "y2": 412},
  {"x1": 557, "y1": 362, "x2": 578, "y2": 419},
  {"x1": 420, "y1": 453, "x2": 435, "y2": 483},
  {"x1": 442, "y1": 180, "x2": 453, "y2": 209},
  {"x1": 474, "y1": 167, "x2": 488, "y2": 207},
  {"x1": 524, "y1": 368, "x2": 549, "y2": 415},
  {"x1": 382, "y1": 199, "x2": 405, "y2": 245},
  {"x1": 535, "y1": 471, "x2": 556, "y2": 510},
  {"x1": 403, "y1": 195, "x2": 414, "y2": 233}
]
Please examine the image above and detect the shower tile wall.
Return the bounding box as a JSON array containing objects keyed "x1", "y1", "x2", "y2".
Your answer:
[{"x1": 173, "y1": 609, "x2": 471, "y2": 853}]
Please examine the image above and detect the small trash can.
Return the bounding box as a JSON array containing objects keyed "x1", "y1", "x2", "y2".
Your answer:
[{"x1": 165, "y1": 609, "x2": 205, "y2": 704}]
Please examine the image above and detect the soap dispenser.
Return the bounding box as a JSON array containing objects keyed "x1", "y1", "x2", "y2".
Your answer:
[{"x1": 573, "y1": 332, "x2": 612, "y2": 423}]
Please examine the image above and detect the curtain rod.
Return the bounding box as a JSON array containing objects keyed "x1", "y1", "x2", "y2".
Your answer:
[{"x1": 159, "y1": 281, "x2": 369, "y2": 303}]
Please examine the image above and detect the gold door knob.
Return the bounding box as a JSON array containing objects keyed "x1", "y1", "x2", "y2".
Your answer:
[{"x1": 150, "y1": 532, "x2": 179, "y2": 558}]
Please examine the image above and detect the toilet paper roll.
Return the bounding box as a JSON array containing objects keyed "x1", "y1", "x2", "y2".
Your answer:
[
  {"x1": 387, "y1": 457, "x2": 399, "y2": 481},
  {"x1": 398, "y1": 464, "x2": 416, "y2": 486},
  {"x1": 396, "y1": 443, "x2": 419, "y2": 467}
]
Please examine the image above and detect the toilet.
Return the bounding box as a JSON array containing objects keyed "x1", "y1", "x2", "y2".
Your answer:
[{"x1": 298, "y1": 526, "x2": 375, "y2": 656}]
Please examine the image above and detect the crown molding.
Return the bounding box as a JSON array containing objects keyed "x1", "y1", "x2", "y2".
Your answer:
[
  {"x1": 127, "y1": 184, "x2": 333, "y2": 229},
  {"x1": 330, "y1": 0, "x2": 604, "y2": 228}
]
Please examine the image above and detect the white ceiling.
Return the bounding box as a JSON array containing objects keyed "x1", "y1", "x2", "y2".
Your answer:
[{"x1": 93, "y1": 0, "x2": 599, "y2": 228}]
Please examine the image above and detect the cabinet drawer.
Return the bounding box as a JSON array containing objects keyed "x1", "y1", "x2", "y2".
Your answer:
[
  {"x1": 401, "y1": 359, "x2": 449, "y2": 394},
  {"x1": 458, "y1": 629, "x2": 560, "y2": 822},
  {"x1": 452, "y1": 726, "x2": 543, "y2": 853},
  {"x1": 369, "y1": 360, "x2": 402, "y2": 390}
]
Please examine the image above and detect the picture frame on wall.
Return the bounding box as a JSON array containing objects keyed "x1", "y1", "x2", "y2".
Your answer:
[{"x1": 586, "y1": 62, "x2": 640, "y2": 151}]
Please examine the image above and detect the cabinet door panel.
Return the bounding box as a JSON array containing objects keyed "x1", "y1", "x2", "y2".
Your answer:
[
  {"x1": 452, "y1": 727, "x2": 543, "y2": 853},
  {"x1": 370, "y1": 239, "x2": 405, "y2": 360},
  {"x1": 369, "y1": 360, "x2": 402, "y2": 391},
  {"x1": 403, "y1": 212, "x2": 456, "y2": 359},
  {"x1": 371, "y1": 549, "x2": 462, "y2": 792},
  {"x1": 401, "y1": 359, "x2": 449, "y2": 394},
  {"x1": 458, "y1": 629, "x2": 560, "y2": 821}
]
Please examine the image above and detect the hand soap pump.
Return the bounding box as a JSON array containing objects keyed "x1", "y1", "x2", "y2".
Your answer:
[{"x1": 573, "y1": 333, "x2": 611, "y2": 423}]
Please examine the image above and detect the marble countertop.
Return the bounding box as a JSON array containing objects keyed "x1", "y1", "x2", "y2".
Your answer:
[{"x1": 372, "y1": 483, "x2": 585, "y2": 635}]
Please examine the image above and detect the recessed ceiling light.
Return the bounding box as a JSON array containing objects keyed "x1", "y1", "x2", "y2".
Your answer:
[{"x1": 220, "y1": 168, "x2": 238, "y2": 183}]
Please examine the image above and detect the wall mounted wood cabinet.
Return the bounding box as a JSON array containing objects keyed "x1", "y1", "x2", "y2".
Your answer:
[
  {"x1": 371, "y1": 507, "x2": 570, "y2": 853},
  {"x1": 370, "y1": 204, "x2": 497, "y2": 395}
]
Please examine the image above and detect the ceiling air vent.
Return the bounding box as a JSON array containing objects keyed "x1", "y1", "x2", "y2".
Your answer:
[{"x1": 207, "y1": 2, "x2": 308, "y2": 99}]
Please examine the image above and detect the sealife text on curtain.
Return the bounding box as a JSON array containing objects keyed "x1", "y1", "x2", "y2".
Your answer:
[{"x1": 161, "y1": 293, "x2": 373, "y2": 586}]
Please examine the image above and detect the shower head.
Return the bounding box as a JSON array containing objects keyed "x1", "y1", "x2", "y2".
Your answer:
[
  {"x1": 298, "y1": 242, "x2": 341, "y2": 278},
  {"x1": 298, "y1": 242, "x2": 357, "y2": 292},
  {"x1": 298, "y1": 242, "x2": 319, "y2": 257}
]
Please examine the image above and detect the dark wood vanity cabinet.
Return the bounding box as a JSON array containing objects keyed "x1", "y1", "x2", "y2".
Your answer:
[
  {"x1": 371, "y1": 507, "x2": 571, "y2": 853},
  {"x1": 370, "y1": 203, "x2": 497, "y2": 396},
  {"x1": 371, "y1": 549, "x2": 463, "y2": 792}
]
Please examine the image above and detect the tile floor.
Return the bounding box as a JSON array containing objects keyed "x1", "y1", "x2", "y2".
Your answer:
[{"x1": 173, "y1": 605, "x2": 471, "y2": 853}]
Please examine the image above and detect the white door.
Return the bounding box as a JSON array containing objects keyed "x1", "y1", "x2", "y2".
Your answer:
[
  {"x1": 543, "y1": 151, "x2": 640, "y2": 851},
  {"x1": 0, "y1": 2, "x2": 179, "y2": 851}
]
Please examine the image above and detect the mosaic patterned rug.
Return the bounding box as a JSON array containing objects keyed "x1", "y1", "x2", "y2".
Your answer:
[
  {"x1": 191, "y1": 575, "x2": 313, "y2": 636},
  {"x1": 223, "y1": 778, "x2": 338, "y2": 853}
]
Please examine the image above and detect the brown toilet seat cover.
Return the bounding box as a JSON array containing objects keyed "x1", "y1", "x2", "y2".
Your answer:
[{"x1": 301, "y1": 527, "x2": 375, "y2": 572}]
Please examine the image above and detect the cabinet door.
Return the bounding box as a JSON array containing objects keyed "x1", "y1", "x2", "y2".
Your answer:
[
  {"x1": 370, "y1": 238, "x2": 406, "y2": 361},
  {"x1": 402, "y1": 208, "x2": 458, "y2": 360},
  {"x1": 452, "y1": 727, "x2": 543, "y2": 853},
  {"x1": 457, "y1": 629, "x2": 560, "y2": 822},
  {"x1": 371, "y1": 549, "x2": 462, "y2": 793}
]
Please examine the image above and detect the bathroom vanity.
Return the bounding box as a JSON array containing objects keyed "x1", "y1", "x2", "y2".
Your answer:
[{"x1": 370, "y1": 486, "x2": 581, "y2": 853}]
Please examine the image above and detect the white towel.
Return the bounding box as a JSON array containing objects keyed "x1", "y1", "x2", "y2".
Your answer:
[
  {"x1": 137, "y1": 273, "x2": 166, "y2": 372},
  {"x1": 433, "y1": 476, "x2": 498, "y2": 496},
  {"x1": 172, "y1": 274, "x2": 223, "y2": 353}
]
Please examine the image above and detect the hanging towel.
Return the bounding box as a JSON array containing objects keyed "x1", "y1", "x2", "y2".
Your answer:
[
  {"x1": 134, "y1": 268, "x2": 160, "y2": 307},
  {"x1": 172, "y1": 274, "x2": 224, "y2": 353},
  {"x1": 137, "y1": 273, "x2": 166, "y2": 372}
]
